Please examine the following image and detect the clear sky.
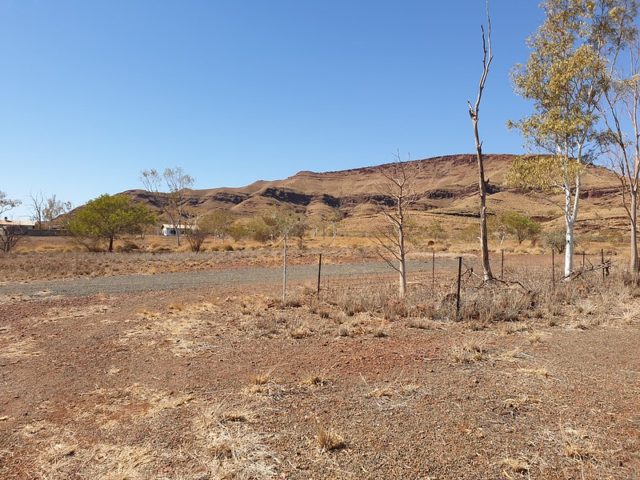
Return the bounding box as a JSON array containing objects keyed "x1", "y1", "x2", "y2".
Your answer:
[{"x1": 1, "y1": 0, "x2": 544, "y2": 219}]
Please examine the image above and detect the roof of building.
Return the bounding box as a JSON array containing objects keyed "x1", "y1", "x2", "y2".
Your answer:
[{"x1": 0, "y1": 219, "x2": 36, "y2": 227}]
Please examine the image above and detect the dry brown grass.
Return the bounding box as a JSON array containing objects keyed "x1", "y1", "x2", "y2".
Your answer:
[
  {"x1": 289, "y1": 321, "x2": 313, "y2": 339},
  {"x1": 301, "y1": 373, "x2": 331, "y2": 387},
  {"x1": 500, "y1": 456, "x2": 530, "y2": 475},
  {"x1": 450, "y1": 339, "x2": 489, "y2": 363},
  {"x1": 562, "y1": 427, "x2": 597, "y2": 461},
  {"x1": 315, "y1": 426, "x2": 346, "y2": 452}
]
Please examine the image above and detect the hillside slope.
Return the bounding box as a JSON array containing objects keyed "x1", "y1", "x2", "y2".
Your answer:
[{"x1": 122, "y1": 154, "x2": 624, "y2": 235}]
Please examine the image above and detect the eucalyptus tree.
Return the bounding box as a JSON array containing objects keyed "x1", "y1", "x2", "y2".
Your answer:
[{"x1": 509, "y1": 0, "x2": 631, "y2": 278}]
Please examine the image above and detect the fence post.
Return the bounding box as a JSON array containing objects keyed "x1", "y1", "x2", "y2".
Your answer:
[
  {"x1": 501, "y1": 249, "x2": 504, "y2": 279},
  {"x1": 456, "y1": 256, "x2": 462, "y2": 320},
  {"x1": 316, "y1": 253, "x2": 322, "y2": 299},
  {"x1": 582, "y1": 251, "x2": 585, "y2": 270},
  {"x1": 551, "y1": 249, "x2": 555, "y2": 288},
  {"x1": 432, "y1": 249, "x2": 435, "y2": 290},
  {"x1": 282, "y1": 235, "x2": 288, "y2": 304},
  {"x1": 601, "y1": 248, "x2": 605, "y2": 282}
]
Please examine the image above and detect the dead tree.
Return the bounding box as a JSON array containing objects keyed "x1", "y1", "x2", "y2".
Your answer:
[
  {"x1": 468, "y1": 2, "x2": 494, "y2": 282},
  {"x1": 374, "y1": 155, "x2": 417, "y2": 299},
  {"x1": 0, "y1": 225, "x2": 23, "y2": 253},
  {"x1": 140, "y1": 167, "x2": 194, "y2": 246},
  {"x1": 29, "y1": 192, "x2": 45, "y2": 229},
  {"x1": 601, "y1": 36, "x2": 640, "y2": 273}
]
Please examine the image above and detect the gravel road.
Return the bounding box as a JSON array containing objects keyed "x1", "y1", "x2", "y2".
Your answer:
[{"x1": 0, "y1": 259, "x2": 458, "y2": 297}]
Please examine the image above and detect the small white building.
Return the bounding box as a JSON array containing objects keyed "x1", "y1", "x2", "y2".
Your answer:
[
  {"x1": 161, "y1": 224, "x2": 191, "y2": 236},
  {"x1": 0, "y1": 218, "x2": 36, "y2": 234}
]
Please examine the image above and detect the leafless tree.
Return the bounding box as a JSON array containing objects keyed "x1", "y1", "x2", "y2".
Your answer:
[
  {"x1": 467, "y1": 1, "x2": 494, "y2": 282},
  {"x1": 43, "y1": 195, "x2": 72, "y2": 224},
  {"x1": 373, "y1": 155, "x2": 417, "y2": 299},
  {"x1": 601, "y1": 34, "x2": 640, "y2": 272},
  {"x1": 30, "y1": 193, "x2": 73, "y2": 229},
  {"x1": 29, "y1": 192, "x2": 45, "y2": 229},
  {"x1": 0, "y1": 225, "x2": 23, "y2": 253},
  {"x1": 140, "y1": 167, "x2": 195, "y2": 246}
]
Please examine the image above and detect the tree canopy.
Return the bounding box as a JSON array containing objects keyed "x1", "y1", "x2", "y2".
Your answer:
[{"x1": 68, "y1": 194, "x2": 156, "y2": 252}]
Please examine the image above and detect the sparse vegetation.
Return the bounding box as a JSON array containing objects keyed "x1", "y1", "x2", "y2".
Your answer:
[{"x1": 67, "y1": 194, "x2": 156, "y2": 252}]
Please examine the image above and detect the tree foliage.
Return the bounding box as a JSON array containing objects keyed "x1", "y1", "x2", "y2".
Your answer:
[
  {"x1": 509, "y1": 0, "x2": 634, "y2": 277},
  {"x1": 499, "y1": 211, "x2": 542, "y2": 244},
  {"x1": 68, "y1": 194, "x2": 156, "y2": 252},
  {"x1": 183, "y1": 210, "x2": 237, "y2": 253},
  {"x1": 242, "y1": 208, "x2": 306, "y2": 244},
  {"x1": 199, "y1": 210, "x2": 235, "y2": 240},
  {"x1": 505, "y1": 155, "x2": 584, "y2": 192}
]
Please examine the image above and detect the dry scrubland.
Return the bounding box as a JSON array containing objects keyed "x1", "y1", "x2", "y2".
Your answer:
[
  {"x1": 2, "y1": 233, "x2": 624, "y2": 283},
  {"x1": 0, "y1": 250, "x2": 639, "y2": 479}
]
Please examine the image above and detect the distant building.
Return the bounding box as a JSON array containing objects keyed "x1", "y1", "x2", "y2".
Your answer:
[
  {"x1": 161, "y1": 224, "x2": 192, "y2": 236},
  {"x1": 0, "y1": 217, "x2": 36, "y2": 234}
]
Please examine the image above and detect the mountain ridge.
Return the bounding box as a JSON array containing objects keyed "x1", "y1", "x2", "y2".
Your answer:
[{"x1": 120, "y1": 154, "x2": 624, "y2": 234}]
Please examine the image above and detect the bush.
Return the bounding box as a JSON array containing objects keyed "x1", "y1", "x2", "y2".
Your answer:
[
  {"x1": 499, "y1": 212, "x2": 541, "y2": 244},
  {"x1": 544, "y1": 229, "x2": 570, "y2": 253}
]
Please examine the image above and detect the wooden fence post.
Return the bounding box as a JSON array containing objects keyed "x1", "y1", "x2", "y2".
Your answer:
[
  {"x1": 316, "y1": 253, "x2": 322, "y2": 298},
  {"x1": 456, "y1": 256, "x2": 462, "y2": 320},
  {"x1": 501, "y1": 249, "x2": 504, "y2": 279},
  {"x1": 551, "y1": 249, "x2": 555, "y2": 288},
  {"x1": 601, "y1": 248, "x2": 605, "y2": 282},
  {"x1": 282, "y1": 235, "x2": 287, "y2": 304},
  {"x1": 432, "y1": 249, "x2": 435, "y2": 290}
]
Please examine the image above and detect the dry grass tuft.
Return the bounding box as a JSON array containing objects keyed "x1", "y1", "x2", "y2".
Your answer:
[
  {"x1": 302, "y1": 374, "x2": 330, "y2": 387},
  {"x1": 372, "y1": 327, "x2": 388, "y2": 338},
  {"x1": 289, "y1": 322, "x2": 313, "y2": 339},
  {"x1": 221, "y1": 410, "x2": 252, "y2": 423},
  {"x1": 366, "y1": 382, "x2": 421, "y2": 399},
  {"x1": 450, "y1": 339, "x2": 489, "y2": 363},
  {"x1": 563, "y1": 427, "x2": 596, "y2": 460},
  {"x1": 244, "y1": 372, "x2": 274, "y2": 394},
  {"x1": 251, "y1": 372, "x2": 270, "y2": 385},
  {"x1": 500, "y1": 457, "x2": 530, "y2": 474},
  {"x1": 337, "y1": 325, "x2": 353, "y2": 337},
  {"x1": 528, "y1": 331, "x2": 544, "y2": 344},
  {"x1": 366, "y1": 386, "x2": 394, "y2": 398},
  {"x1": 407, "y1": 318, "x2": 435, "y2": 330},
  {"x1": 315, "y1": 426, "x2": 346, "y2": 452}
]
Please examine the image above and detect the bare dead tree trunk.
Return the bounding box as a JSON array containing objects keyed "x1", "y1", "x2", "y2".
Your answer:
[
  {"x1": 373, "y1": 156, "x2": 416, "y2": 299},
  {"x1": 468, "y1": 2, "x2": 494, "y2": 282},
  {"x1": 631, "y1": 190, "x2": 639, "y2": 272},
  {"x1": 601, "y1": 40, "x2": 640, "y2": 274},
  {"x1": 397, "y1": 196, "x2": 407, "y2": 298}
]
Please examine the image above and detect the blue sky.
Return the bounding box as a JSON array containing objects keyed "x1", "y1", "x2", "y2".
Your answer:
[{"x1": 1, "y1": 0, "x2": 543, "y2": 219}]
